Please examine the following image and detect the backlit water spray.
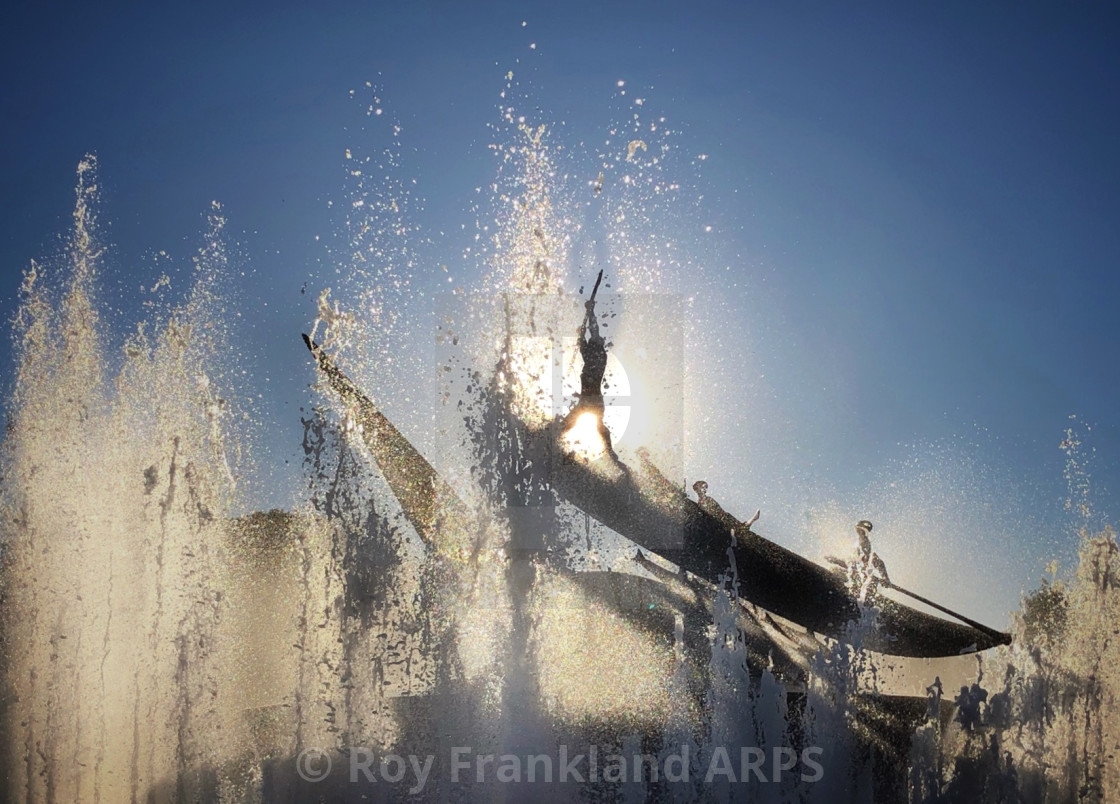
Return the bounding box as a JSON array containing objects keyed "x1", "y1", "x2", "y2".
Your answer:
[{"x1": 2, "y1": 107, "x2": 1119, "y2": 803}]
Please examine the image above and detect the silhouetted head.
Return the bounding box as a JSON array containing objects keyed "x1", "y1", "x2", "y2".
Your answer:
[
  {"x1": 693, "y1": 480, "x2": 709, "y2": 498},
  {"x1": 856, "y1": 520, "x2": 873, "y2": 536}
]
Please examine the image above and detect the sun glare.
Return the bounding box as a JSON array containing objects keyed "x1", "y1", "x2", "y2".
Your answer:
[
  {"x1": 562, "y1": 411, "x2": 608, "y2": 459},
  {"x1": 509, "y1": 334, "x2": 632, "y2": 441}
]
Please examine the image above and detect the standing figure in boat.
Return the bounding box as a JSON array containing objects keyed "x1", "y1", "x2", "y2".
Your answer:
[
  {"x1": 692, "y1": 480, "x2": 761, "y2": 535},
  {"x1": 563, "y1": 270, "x2": 619, "y2": 460},
  {"x1": 577, "y1": 293, "x2": 608, "y2": 415},
  {"x1": 848, "y1": 519, "x2": 890, "y2": 604}
]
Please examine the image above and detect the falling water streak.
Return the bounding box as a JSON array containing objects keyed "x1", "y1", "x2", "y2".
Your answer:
[{"x1": 1, "y1": 161, "x2": 242, "y2": 802}]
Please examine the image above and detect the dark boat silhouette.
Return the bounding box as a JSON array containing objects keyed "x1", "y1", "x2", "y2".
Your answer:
[{"x1": 302, "y1": 333, "x2": 1010, "y2": 659}]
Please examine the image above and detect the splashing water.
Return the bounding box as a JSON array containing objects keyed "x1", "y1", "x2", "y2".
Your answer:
[
  {"x1": 1, "y1": 112, "x2": 1118, "y2": 804},
  {"x1": 1, "y1": 157, "x2": 242, "y2": 801}
]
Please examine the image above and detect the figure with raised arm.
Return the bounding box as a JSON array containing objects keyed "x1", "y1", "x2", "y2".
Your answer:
[
  {"x1": 848, "y1": 519, "x2": 890, "y2": 604},
  {"x1": 693, "y1": 480, "x2": 760, "y2": 536},
  {"x1": 562, "y1": 270, "x2": 619, "y2": 460},
  {"x1": 577, "y1": 271, "x2": 609, "y2": 414}
]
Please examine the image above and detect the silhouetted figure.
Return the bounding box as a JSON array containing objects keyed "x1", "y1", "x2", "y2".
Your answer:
[
  {"x1": 849, "y1": 519, "x2": 890, "y2": 604},
  {"x1": 562, "y1": 270, "x2": 618, "y2": 460},
  {"x1": 955, "y1": 682, "x2": 988, "y2": 732},
  {"x1": 926, "y1": 676, "x2": 944, "y2": 722},
  {"x1": 578, "y1": 294, "x2": 609, "y2": 412},
  {"x1": 692, "y1": 479, "x2": 760, "y2": 536}
]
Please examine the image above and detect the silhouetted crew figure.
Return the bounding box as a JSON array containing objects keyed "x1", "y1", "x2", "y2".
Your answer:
[
  {"x1": 955, "y1": 683, "x2": 988, "y2": 732},
  {"x1": 849, "y1": 519, "x2": 890, "y2": 604},
  {"x1": 578, "y1": 292, "x2": 608, "y2": 413},
  {"x1": 925, "y1": 676, "x2": 944, "y2": 722},
  {"x1": 564, "y1": 269, "x2": 619, "y2": 460},
  {"x1": 692, "y1": 480, "x2": 761, "y2": 536}
]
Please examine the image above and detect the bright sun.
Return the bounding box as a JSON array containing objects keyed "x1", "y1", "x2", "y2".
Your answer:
[
  {"x1": 562, "y1": 410, "x2": 608, "y2": 459},
  {"x1": 509, "y1": 335, "x2": 631, "y2": 440}
]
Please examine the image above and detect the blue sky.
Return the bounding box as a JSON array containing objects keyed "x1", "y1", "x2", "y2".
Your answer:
[{"x1": 3, "y1": 1, "x2": 1119, "y2": 625}]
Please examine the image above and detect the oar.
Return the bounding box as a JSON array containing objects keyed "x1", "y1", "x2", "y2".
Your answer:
[
  {"x1": 589, "y1": 268, "x2": 604, "y2": 301},
  {"x1": 886, "y1": 582, "x2": 1011, "y2": 645}
]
